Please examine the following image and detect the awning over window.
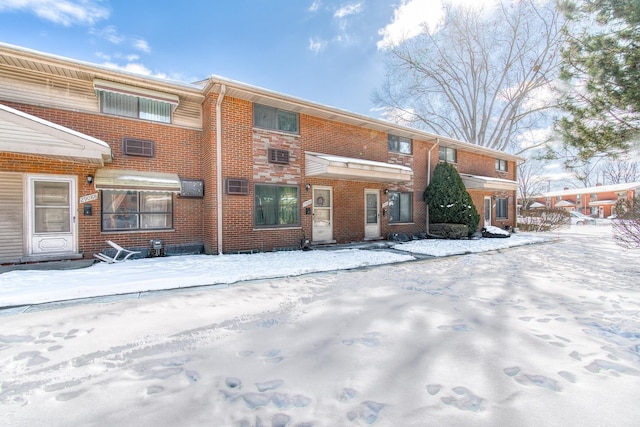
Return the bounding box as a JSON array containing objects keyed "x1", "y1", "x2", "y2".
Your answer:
[
  {"x1": 305, "y1": 152, "x2": 412, "y2": 183},
  {"x1": 459, "y1": 173, "x2": 518, "y2": 191},
  {"x1": 94, "y1": 169, "x2": 182, "y2": 192},
  {"x1": 0, "y1": 103, "x2": 112, "y2": 165},
  {"x1": 93, "y1": 79, "x2": 179, "y2": 109}
]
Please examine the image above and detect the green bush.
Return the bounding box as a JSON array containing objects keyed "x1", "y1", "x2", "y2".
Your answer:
[{"x1": 424, "y1": 162, "x2": 480, "y2": 235}]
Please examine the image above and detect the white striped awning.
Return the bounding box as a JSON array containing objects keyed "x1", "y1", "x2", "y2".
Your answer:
[{"x1": 94, "y1": 169, "x2": 182, "y2": 192}]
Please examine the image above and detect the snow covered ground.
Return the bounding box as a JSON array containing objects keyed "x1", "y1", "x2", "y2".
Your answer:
[{"x1": 1, "y1": 226, "x2": 639, "y2": 426}]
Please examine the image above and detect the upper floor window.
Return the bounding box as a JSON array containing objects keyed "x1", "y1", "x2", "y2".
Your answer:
[
  {"x1": 389, "y1": 191, "x2": 413, "y2": 223},
  {"x1": 101, "y1": 190, "x2": 173, "y2": 231},
  {"x1": 99, "y1": 91, "x2": 172, "y2": 123},
  {"x1": 253, "y1": 103, "x2": 299, "y2": 134},
  {"x1": 439, "y1": 146, "x2": 457, "y2": 163},
  {"x1": 94, "y1": 79, "x2": 178, "y2": 124},
  {"x1": 388, "y1": 134, "x2": 412, "y2": 154},
  {"x1": 495, "y1": 158, "x2": 508, "y2": 172}
]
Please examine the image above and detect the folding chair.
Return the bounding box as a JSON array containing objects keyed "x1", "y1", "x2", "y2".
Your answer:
[{"x1": 93, "y1": 240, "x2": 141, "y2": 263}]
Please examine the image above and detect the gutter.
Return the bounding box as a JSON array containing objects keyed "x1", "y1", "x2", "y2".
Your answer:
[{"x1": 216, "y1": 85, "x2": 226, "y2": 255}]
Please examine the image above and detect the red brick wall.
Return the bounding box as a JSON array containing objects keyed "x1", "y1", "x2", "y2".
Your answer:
[{"x1": 3, "y1": 102, "x2": 204, "y2": 258}]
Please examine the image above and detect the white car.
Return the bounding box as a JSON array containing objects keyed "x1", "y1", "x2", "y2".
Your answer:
[{"x1": 570, "y1": 211, "x2": 596, "y2": 225}]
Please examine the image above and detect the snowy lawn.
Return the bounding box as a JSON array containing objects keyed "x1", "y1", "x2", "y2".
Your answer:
[{"x1": 0, "y1": 226, "x2": 639, "y2": 426}]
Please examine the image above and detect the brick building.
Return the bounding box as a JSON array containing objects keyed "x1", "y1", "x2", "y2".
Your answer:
[
  {"x1": 541, "y1": 182, "x2": 640, "y2": 218},
  {"x1": 0, "y1": 43, "x2": 520, "y2": 264}
]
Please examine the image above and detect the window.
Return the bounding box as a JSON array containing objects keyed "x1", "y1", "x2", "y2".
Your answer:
[
  {"x1": 123, "y1": 138, "x2": 155, "y2": 157},
  {"x1": 496, "y1": 197, "x2": 508, "y2": 219},
  {"x1": 99, "y1": 91, "x2": 172, "y2": 123},
  {"x1": 388, "y1": 134, "x2": 412, "y2": 154},
  {"x1": 439, "y1": 146, "x2": 457, "y2": 163},
  {"x1": 254, "y1": 184, "x2": 299, "y2": 227},
  {"x1": 268, "y1": 148, "x2": 290, "y2": 165},
  {"x1": 253, "y1": 103, "x2": 299, "y2": 134},
  {"x1": 101, "y1": 190, "x2": 173, "y2": 231},
  {"x1": 495, "y1": 158, "x2": 508, "y2": 172},
  {"x1": 389, "y1": 191, "x2": 413, "y2": 223}
]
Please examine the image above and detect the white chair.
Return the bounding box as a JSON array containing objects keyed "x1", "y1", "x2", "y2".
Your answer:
[{"x1": 93, "y1": 240, "x2": 141, "y2": 263}]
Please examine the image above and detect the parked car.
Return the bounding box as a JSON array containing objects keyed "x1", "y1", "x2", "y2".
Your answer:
[{"x1": 570, "y1": 211, "x2": 596, "y2": 225}]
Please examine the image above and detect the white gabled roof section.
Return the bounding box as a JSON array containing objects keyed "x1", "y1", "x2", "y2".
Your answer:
[
  {"x1": 305, "y1": 152, "x2": 412, "y2": 183},
  {"x1": 460, "y1": 173, "x2": 518, "y2": 191},
  {"x1": 0, "y1": 103, "x2": 112, "y2": 165}
]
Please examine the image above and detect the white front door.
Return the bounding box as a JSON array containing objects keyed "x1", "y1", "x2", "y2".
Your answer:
[
  {"x1": 312, "y1": 186, "x2": 333, "y2": 242},
  {"x1": 27, "y1": 175, "x2": 77, "y2": 255},
  {"x1": 484, "y1": 196, "x2": 492, "y2": 228},
  {"x1": 364, "y1": 189, "x2": 380, "y2": 239}
]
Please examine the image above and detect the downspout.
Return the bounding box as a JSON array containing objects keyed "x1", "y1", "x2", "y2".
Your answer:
[
  {"x1": 216, "y1": 84, "x2": 226, "y2": 255},
  {"x1": 426, "y1": 138, "x2": 440, "y2": 232}
]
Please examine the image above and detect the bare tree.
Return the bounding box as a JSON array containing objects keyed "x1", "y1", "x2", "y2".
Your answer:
[
  {"x1": 518, "y1": 158, "x2": 548, "y2": 208},
  {"x1": 374, "y1": 0, "x2": 565, "y2": 152},
  {"x1": 612, "y1": 197, "x2": 640, "y2": 248},
  {"x1": 600, "y1": 159, "x2": 639, "y2": 184}
]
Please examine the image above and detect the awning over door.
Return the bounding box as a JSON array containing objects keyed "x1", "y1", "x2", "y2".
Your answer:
[
  {"x1": 589, "y1": 199, "x2": 618, "y2": 207},
  {"x1": 555, "y1": 200, "x2": 575, "y2": 208},
  {"x1": 305, "y1": 152, "x2": 412, "y2": 183},
  {"x1": 94, "y1": 169, "x2": 182, "y2": 192},
  {"x1": 0, "y1": 103, "x2": 112, "y2": 165},
  {"x1": 460, "y1": 173, "x2": 518, "y2": 191}
]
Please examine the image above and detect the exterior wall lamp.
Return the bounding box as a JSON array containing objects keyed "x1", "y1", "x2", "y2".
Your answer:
[
  {"x1": 87, "y1": 175, "x2": 93, "y2": 184},
  {"x1": 305, "y1": 183, "x2": 311, "y2": 192}
]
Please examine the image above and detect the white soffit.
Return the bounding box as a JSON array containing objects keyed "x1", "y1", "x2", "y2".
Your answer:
[
  {"x1": 460, "y1": 173, "x2": 518, "y2": 191},
  {"x1": 0, "y1": 103, "x2": 112, "y2": 165},
  {"x1": 305, "y1": 152, "x2": 412, "y2": 183},
  {"x1": 93, "y1": 79, "x2": 179, "y2": 108},
  {"x1": 94, "y1": 169, "x2": 182, "y2": 192}
]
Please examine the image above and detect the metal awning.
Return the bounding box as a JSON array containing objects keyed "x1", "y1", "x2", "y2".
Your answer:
[
  {"x1": 555, "y1": 200, "x2": 576, "y2": 207},
  {"x1": 589, "y1": 199, "x2": 618, "y2": 207},
  {"x1": 94, "y1": 169, "x2": 182, "y2": 192},
  {"x1": 305, "y1": 152, "x2": 412, "y2": 183},
  {"x1": 0, "y1": 103, "x2": 112, "y2": 165},
  {"x1": 459, "y1": 173, "x2": 518, "y2": 191}
]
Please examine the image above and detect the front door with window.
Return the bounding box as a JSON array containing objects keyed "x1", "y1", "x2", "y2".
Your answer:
[
  {"x1": 364, "y1": 189, "x2": 380, "y2": 239},
  {"x1": 312, "y1": 187, "x2": 333, "y2": 242},
  {"x1": 28, "y1": 176, "x2": 77, "y2": 255},
  {"x1": 484, "y1": 196, "x2": 492, "y2": 228}
]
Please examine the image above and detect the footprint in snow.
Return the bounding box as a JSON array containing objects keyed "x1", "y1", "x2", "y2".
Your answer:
[{"x1": 441, "y1": 387, "x2": 485, "y2": 412}]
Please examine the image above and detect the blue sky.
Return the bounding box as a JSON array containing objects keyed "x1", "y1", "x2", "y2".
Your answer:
[{"x1": 0, "y1": 0, "x2": 462, "y2": 117}]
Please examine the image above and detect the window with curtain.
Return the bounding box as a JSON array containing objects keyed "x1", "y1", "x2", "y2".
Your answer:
[
  {"x1": 496, "y1": 197, "x2": 508, "y2": 219},
  {"x1": 101, "y1": 190, "x2": 173, "y2": 231},
  {"x1": 254, "y1": 184, "x2": 299, "y2": 227},
  {"x1": 439, "y1": 146, "x2": 457, "y2": 163},
  {"x1": 389, "y1": 191, "x2": 413, "y2": 223},
  {"x1": 99, "y1": 91, "x2": 171, "y2": 123},
  {"x1": 388, "y1": 134, "x2": 412, "y2": 154},
  {"x1": 253, "y1": 103, "x2": 299, "y2": 134}
]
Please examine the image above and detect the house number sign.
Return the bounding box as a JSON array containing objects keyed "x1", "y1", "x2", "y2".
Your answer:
[{"x1": 79, "y1": 193, "x2": 99, "y2": 203}]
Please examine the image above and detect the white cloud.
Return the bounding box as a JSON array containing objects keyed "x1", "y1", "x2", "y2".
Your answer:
[
  {"x1": 377, "y1": 0, "x2": 498, "y2": 50},
  {"x1": 0, "y1": 0, "x2": 109, "y2": 26},
  {"x1": 334, "y1": 2, "x2": 363, "y2": 18},
  {"x1": 309, "y1": 0, "x2": 322, "y2": 12},
  {"x1": 308, "y1": 37, "x2": 328, "y2": 54},
  {"x1": 91, "y1": 25, "x2": 124, "y2": 44},
  {"x1": 132, "y1": 38, "x2": 151, "y2": 53}
]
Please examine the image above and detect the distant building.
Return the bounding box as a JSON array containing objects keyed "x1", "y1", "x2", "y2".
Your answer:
[{"x1": 541, "y1": 182, "x2": 640, "y2": 218}]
